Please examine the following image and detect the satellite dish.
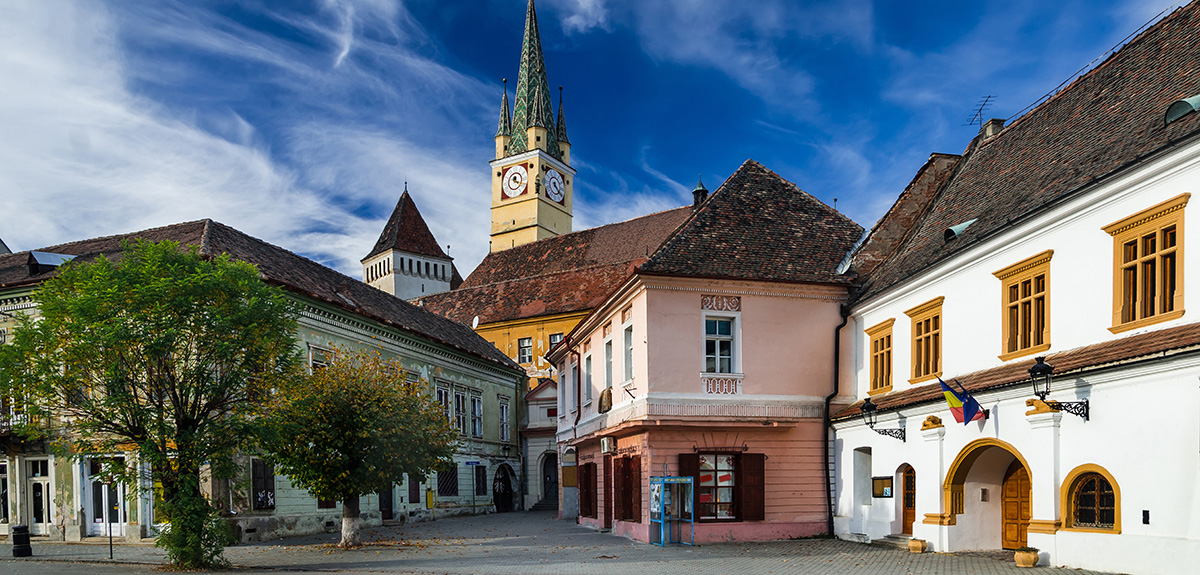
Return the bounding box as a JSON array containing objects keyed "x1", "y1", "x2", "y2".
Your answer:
[{"x1": 471, "y1": 315, "x2": 479, "y2": 329}]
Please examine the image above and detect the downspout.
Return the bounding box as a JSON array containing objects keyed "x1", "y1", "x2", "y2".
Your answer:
[
  {"x1": 823, "y1": 303, "x2": 850, "y2": 537},
  {"x1": 570, "y1": 350, "x2": 582, "y2": 440}
]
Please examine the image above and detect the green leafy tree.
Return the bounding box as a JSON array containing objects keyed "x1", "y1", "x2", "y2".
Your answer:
[
  {"x1": 0, "y1": 239, "x2": 299, "y2": 568},
  {"x1": 259, "y1": 347, "x2": 458, "y2": 547}
]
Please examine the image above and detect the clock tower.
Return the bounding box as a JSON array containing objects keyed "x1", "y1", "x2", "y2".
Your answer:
[{"x1": 490, "y1": 0, "x2": 575, "y2": 252}]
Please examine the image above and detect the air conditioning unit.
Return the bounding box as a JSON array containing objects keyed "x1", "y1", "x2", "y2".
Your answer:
[{"x1": 600, "y1": 437, "x2": 613, "y2": 454}]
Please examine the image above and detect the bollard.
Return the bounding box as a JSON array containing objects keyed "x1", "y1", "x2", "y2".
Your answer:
[{"x1": 11, "y1": 524, "x2": 32, "y2": 557}]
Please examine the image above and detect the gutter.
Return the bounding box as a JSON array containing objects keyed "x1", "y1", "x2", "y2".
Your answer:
[{"x1": 823, "y1": 304, "x2": 850, "y2": 537}]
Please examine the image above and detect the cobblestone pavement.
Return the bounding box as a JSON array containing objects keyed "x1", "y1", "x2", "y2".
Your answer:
[{"x1": 1, "y1": 511, "x2": 1125, "y2": 575}]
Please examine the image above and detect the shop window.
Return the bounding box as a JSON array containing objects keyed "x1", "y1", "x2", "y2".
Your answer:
[
  {"x1": 438, "y1": 468, "x2": 459, "y2": 497},
  {"x1": 993, "y1": 251, "x2": 1052, "y2": 360},
  {"x1": 1103, "y1": 194, "x2": 1188, "y2": 333},
  {"x1": 252, "y1": 458, "x2": 275, "y2": 510},
  {"x1": 678, "y1": 452, "x2": 765, "y2": 522}
]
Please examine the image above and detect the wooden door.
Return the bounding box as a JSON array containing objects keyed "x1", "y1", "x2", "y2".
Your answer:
[
  {"x1": 379, "y1": 485, "x2": 394, "y2": 520},
  {"x1": 603, "y1": 456, "x2": 613, "y2": 528},
  {"x1": 1001, "y1": 461, "x2": 1030, "y2": 549},
  {"x1": 902, "y1": 466, "x2": 916, "y2": 535}
]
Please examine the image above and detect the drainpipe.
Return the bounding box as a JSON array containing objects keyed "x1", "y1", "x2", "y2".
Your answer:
[
  {"x1": 823, "y1": 304, "x2": 850, "y2": 537},
  {"x1": 570, "y1": 350, "x2": 582, "y2": 438}
]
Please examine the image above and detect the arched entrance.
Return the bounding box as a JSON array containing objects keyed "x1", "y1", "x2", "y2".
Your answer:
[
  {"x1": 942, "y1": 438, "x2": 1032, "y2": 550},
  {"x1": 541, "y1": 452, "x2": 558, "y2": 505},
  {"x1": 493, "y1": 463, "x2": 516, "y2": 512},
  {"x1": 900, "y1": 464, "x2": 916, "y2": 536}
]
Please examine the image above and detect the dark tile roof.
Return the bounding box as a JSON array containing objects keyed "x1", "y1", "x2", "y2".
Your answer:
[
  {"x1": 0, "y1": 220, "x2": 519, "y2": 372},
  {"x1": 856, "y1": 2, "x2": 1200, "y2": 302},
  {"x1": 419, "y1": 207, "x2": 692, "y2": 325},
  {"x1": 363, "y1": 191, "x2": 450, "y2": 262},
  {"x1": 639, "y1": 160, "x2": 864, "y2": 285},
  {"x1": 833, "y1": 320, "x2": 1200, "y2": 421}
]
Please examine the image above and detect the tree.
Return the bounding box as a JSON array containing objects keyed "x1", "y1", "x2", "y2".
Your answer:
[
  {"x1": 258, "y1": 347, "x2": 458, "y2": 547},
  {"x1": 0, "y1": 239, "x2": 299, "y2": 568}
]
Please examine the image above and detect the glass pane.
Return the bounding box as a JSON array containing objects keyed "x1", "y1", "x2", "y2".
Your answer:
[
  {"x1": 1163, "y1": 252, "x2": 1177, "y2": 312},
  {"x1": 705, "y1": 319, "x2": 716, "y2": 335},
  {"x1": 1009, "y1": 284, "x2": 1019, "y2": 303},
  {"x1": 706, "y1": 357, "x2": 716, "y2": 372},
  {"x1": 719, "y1": 358, "x2": 731, "y2": 373},
  {"x1": 1123, "y1": 240, "x2": 1138, "y2": 263},
  {"x1": 1163, "y1": 226, "x2": 1177, "y2": 249},
  {"x1": 717, "y1": 320, "x2": 731, "y2": 336},
  {"x1": 107, "y1": 483, "x2": 120, "y2": 522},
  {"x1": 717, "y1": 487, "x2": 734, "y2": 502},
  {"x1": 32, "y1": 483, "x2": 44, "y2": 523},
  {"x1": 699, "y1": 455, "x2": 714, "y2": 470},
  {"x1": 1142, "y1": 259, "x2": 1157, "y2": 317},
  {"x1": 92, "y1": 482, "x2": 105, "y2": 523},
  {"x1": 1143, "y1": 233, "x2": 1156, "y2": 255},
  {"x1": 706, "y1": 340, "x2": 716, "y2": 355},
  {"x1": 1021, "y1": 279, "x2": 1031, "y2": 298}
]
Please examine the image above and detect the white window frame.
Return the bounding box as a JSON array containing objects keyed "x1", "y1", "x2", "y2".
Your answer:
[
  {"x1": 454, "y1": 389, "x2": 468, "y2": 435},
  {"x1": 436, "y1": 385, "x2": 451, "y2": 424},
  {"x1": 701, "y1": 310, "x2": 743, "y2": 376},
  {"x1": 557, "y1": 366, "x2": 566, "y2": 417},
  {"x1": 622, "y1": 324, "x2": 634, "y2": 385},
  {"x1": 470, "y1": 394, "x2": 483, "y2": 438},
  {"x1": 307, "y1": 344, "x2": 332, "y2": 374},
  {"x1": 498, "y1": 397, "x2": 511, "y2": 442},
  {"x1": 603, "y1": 339, "x2": 613, "y2": 389},
  {"x1": 517, "y1": 338, "x2": 533, "y2": 364},
  {"x1": 583, "y1": 354, "x2": 593, "y2": 405},
  {"x1": 567, "y1": 358, "x2": 577, "y2": 413}
]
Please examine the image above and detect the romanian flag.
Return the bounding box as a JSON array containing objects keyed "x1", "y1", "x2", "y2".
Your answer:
[{"x1": 940, "y1": 377, "x2": 985, "y2": 424}]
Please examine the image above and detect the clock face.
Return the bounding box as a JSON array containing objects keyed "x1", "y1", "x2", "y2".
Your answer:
[
  {"x1": 503, "y1": 165, "x2": 528, "y2": 198},
  {"x1": 545, "y1": 169, "x2": 565, "y2": 203}
]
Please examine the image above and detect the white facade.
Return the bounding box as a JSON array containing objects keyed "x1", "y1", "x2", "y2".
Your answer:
[
  {"x1": 833, "y1": 128, "x2": 1200, "y2": 574},
  {"x1": 363, "y1": 250, "x2": 453, "y2": 300}
]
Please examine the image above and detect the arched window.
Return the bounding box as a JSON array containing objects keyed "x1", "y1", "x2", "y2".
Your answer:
[
  {"x1": 1070, "y1": 473, "x2": 1115, "y2": 528},
  {"x1": 1061, "y1": 464, "x2": 1120, "y2": 533}
]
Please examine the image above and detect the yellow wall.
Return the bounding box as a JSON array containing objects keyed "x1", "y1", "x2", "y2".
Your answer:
[{"x1": 476, "y1": 310, "x2": 589, "y2": 387}]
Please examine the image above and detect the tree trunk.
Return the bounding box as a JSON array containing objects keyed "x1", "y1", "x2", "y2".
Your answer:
[{"x1": 339, "y1": 495, "x2": 361, "y2": 547}]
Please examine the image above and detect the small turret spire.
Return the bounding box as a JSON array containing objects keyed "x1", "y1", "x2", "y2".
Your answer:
[
  {"x1": 692, "y1": 175, "x2": 709, "y2": 211},
  {"x1": 496, "y1": 79, "x2": 511, "y2": 138},
  {"x1": 556, "y1": 85, "x2": 569, "y2": 144}
]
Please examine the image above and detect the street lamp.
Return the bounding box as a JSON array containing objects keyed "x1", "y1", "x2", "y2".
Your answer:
[
  {"x1": 860, "y1": 397, "x2": 905, "y2": 442},
  {"x1": 502, "y1": 444, "x2": 512, "y2": 457},
  {"x1": 1027, "y1": 356, "x2": 1089, "y2": 421}
]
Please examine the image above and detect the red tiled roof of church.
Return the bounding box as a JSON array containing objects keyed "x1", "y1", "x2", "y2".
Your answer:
[{"x1": 363, "y1": 190, "x2": 449, "y2": 262}]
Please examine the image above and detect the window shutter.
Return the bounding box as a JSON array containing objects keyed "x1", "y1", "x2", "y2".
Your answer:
[
  {"x1": 612, "y1": 457, "x2": 625, "y2": 520},
  {"x1": 741, "y1": 453, "x2": 766, "y2": 521},
  {"x1": 251, "y1": 459, "x2": 264, "y2": 509},
  {"x1": 678, "y1": 453, "x2": 699, "y2": 515},
  {"x1": 629, "y1": 455, "x2": 642, "y2": 523}
]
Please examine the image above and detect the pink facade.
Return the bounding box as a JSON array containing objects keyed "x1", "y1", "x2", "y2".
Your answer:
[{"x1": 553, "y1": 275, "x2": 851, "y2": 542}]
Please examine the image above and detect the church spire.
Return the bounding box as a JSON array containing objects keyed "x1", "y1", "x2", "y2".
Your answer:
[
  {"x1": 509, "y1": 0, "x2": 560, "y2": 158},
  {"x1": 496, "y1": 78, "x2": 511, "y2": 138}
]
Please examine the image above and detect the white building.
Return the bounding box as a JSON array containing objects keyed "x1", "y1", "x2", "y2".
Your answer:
[{"x1": 830, "y1": 5, "x2": 1200, "y2": 574}]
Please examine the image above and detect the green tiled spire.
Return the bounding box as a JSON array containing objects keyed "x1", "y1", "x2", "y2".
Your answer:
[
  {"x1": 509, "y1": 0, "x2": 560, "y2": 158},
  {"x1": 496, "y1": 79, "x2": 511, "y2": 138},
  {"x1": 556, "y1": 86, "x2": 569, "y2": 144}
]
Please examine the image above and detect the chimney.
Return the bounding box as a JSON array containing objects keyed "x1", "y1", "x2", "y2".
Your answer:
[
  {"x1": 692, "y1": 176, "x2": 709, "y2": 211},
  {"x1": 980, "y1": 118, "x2": 1005, "y2": 139}
]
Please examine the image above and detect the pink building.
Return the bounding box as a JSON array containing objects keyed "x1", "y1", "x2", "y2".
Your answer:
[{"x1": 547, "y1": 160, "x2": 863, "y2": 542}]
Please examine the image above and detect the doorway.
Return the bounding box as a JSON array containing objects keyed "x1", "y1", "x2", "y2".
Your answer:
[
  {"x1": 542, "y1": 452, "x2": 558, "y2": 504},
  {"x1": 26, "y1": 459, "x2": 53, "y2": 535},
  {"x1": 493, "y1": 464, "x2": 515, "y2": 512},
  {"x1": 85, "y1": 457, "x2": 126, "y2": 537},
  {"x1": 1001, "y1": 461, "x2": 1030, "y2": 549},
  {"x1": 379, "y1": 485, "x2": 394, "y2": 520},
  {"x1": 901, "y1": 465, "x2": 916, "y2": 535}
]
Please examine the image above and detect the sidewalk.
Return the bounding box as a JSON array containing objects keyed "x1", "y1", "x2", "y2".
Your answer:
[{"x1": 1, "y1": 511, "x2": 1126, "y2": 575}]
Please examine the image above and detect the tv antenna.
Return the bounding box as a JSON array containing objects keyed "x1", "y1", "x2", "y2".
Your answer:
[{"x1": 964, "y1": 95, "x2": 994, "y2": 126}]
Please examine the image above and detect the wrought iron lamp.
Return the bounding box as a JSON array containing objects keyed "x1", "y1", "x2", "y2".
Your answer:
[
  {"x1": 1028, "y1": 356, "x2": 1089, "y2": 421},
  {"x1": 502, "y1": 444, "x2": 512, "y2": 457},
  {"x1": 860, "y1": 397, "x2": 905, "y2": 442}
]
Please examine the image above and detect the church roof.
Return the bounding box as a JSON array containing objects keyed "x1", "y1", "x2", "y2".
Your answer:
[
  {"x1": 639, "y1": 160, "x2": 863, "y2": 285},
  {"x1": 417, "y1": 207, "x2": 692, "y2": 325},
  {"x1": 854, "y1": 1, "x2": 1200, "y2": 303},
  {"x1": 363, "y1": 190, "x2": 450, "y2": 262},
  {"x1": 507, "y1": 0, "x2": 561, "y2": 158},
  {"x1": 0, "y1": 220, "x2": 518, "y2": 372},
  {"x1": 556, "y1": 87, "x2": 569, "y2": 144}
]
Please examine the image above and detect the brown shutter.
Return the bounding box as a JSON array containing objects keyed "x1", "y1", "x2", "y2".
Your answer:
[
  {"x1": 741, "y1": 453, "x2": 765, "y2": 521},
  {"x1": 678, "y1": 453, "x2": 699, "y2": 516},
  {"x1": 603, "y1": 456, "x2": 613, "y2": 528},
  {"x1": 612, "y1": 457, "x2": 625, "y2": 520},
  {"x1": 629, "y1": 455, "x2": 642, "y2": 523}
]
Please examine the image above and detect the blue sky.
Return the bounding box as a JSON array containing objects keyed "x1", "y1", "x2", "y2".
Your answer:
[{"x1": 0, "y1": 0, "x2": 1179, "y2": 277}]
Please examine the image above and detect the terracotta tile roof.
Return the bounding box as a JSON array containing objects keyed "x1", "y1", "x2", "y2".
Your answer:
[
  {"x1": 639, "y1": 159, "x2": 863, "y2": 284},
  {"x1": 833, "y1": 320, "x2": 1200, "y2": 421},
  {"x1": 856, "y1": 2, "x2": 1200, "y2": 302},
  {"x1": 419, "y1": 207, "x2": 692, "y2": 324},
  {"x1": 0, "y1": 220, "x2": 518, "y2": 372},
  {"x1": 363, "y1": 191, "x2": 450, "y2": 261}
]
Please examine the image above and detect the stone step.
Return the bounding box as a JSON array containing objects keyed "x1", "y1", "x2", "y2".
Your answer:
[{"x1": 873, "y1": 535, "x2": 912, "y2": 550}]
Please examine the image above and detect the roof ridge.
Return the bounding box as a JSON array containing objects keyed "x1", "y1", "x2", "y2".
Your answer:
[
  {"x1": 28, "y1": 219, "x2": 213, "y2": 255},
  {"x1": 436, "y1": 259, "x2": 642, "y2": 293}
]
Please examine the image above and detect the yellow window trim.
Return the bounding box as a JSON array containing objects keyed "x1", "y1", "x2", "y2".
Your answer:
[
  {"x1": 865, "y1": 318, "x2": 895, "y2": 394},
  {"x1": 1103, "y1": 193, "x2": 1188, "y2": 332},
  {"x1": 905, "y1": 297, "x2": 944, "y2": 384},
  {"x1": 993, "y1": 250, "x2": 1053, "y2": 361},
  {"x1": 1059, "y1": 463, "x2": 1121, "y2": 534}
]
